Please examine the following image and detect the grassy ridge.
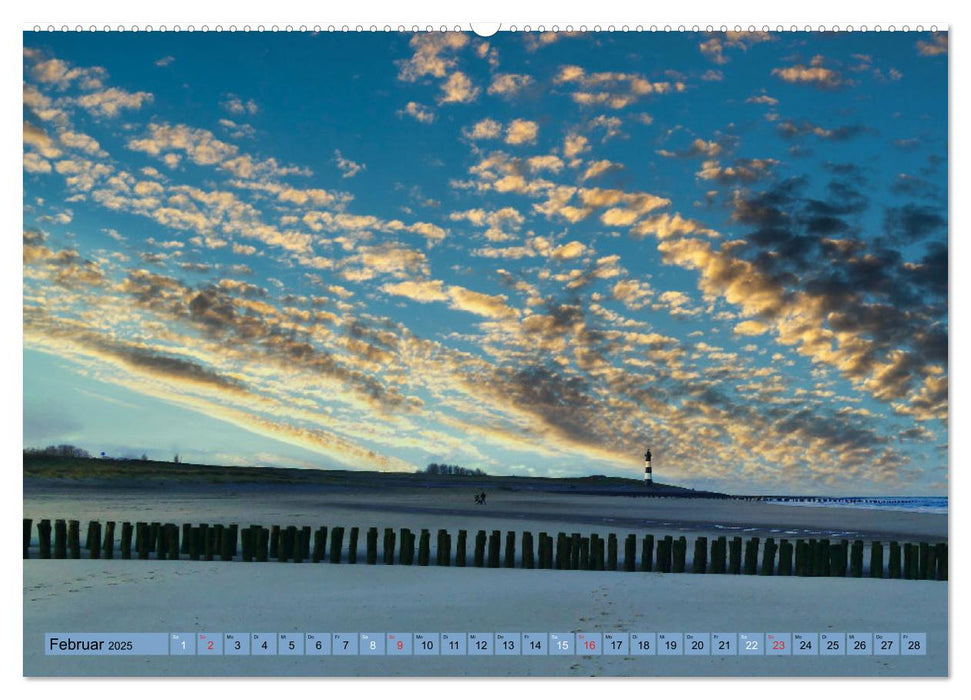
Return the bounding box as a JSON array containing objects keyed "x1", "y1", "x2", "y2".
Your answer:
[{"x1": 23, "y1": 454, "x2": 725, "y2": 497}]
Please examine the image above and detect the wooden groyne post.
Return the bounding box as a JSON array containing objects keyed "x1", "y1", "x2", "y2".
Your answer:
[
  {"x1": 456, "y1": 530, "x2": 467, "y2": 567},
  {"x1": 657, "y1": 536, "x2": 672, "y2": 573},
  {"x1": 89, "y1": 521, "x2": 102, "y2": 559},
  {"x1": 38, "y1": 519, "x2": 52, "y2": 559},
  {"x1": 400, "y1": 529, "x2": 414, "y2": 566},
  {"x1": 918, "y1": 542, "x2": 930, "y2": 580},
  {"x1": 830, "y1": 540, "x2": 847, "y2": 577},
  {"x1": 607, "y1": 533, "x2": 618, "y2": 571},
  {"x1": 488, "y1": 530, "x2": 501, "y2": 568},
  {"x1": 68, "y1": 520, "x2": 81, "y2": 559},
  {"x1": 760, "y1": 538, "x2": 776, "y2": 576},
  {"x1": 438, "y1": 530, "x2": 452, "y2": 567},
  {"x1": 105, "y1": 522, "x2": 116, "y2": 558},
  {"x1": 257, "y1": 527, "x2": 269, "y2": 562},
  {"x1": 312, "y1": 527, "x2": 327, "y2": 563},
  {"x1": 54, "y1": 519, "x2": 67, "y2": 559},
  {"x1": 850, "y1": 540, "x2": 864, "y2": 577},
  {"x1": 778, "y1": 539, "x2": 792, "y2": 576},
  {"x1": 935, "y1": 543, "x2": 947, "y2": 580},
  {"x1": 418, "y1": 529, "x2": 431, "y2": 566},
  {"x1": 120, "y1": 522, "x2": 132, "y2": 559},
  {"x1": 292, "y1": 526, "x2": 304, "y2": 564},
  {"x1": 329, "y1": 527, "x2": 344, "y2": 564},
  {"x1": 624, "y1": 534, "x2": 636, "y2": 572},
  {"x1": 743, "y1": 537, "x2": 759, "y2": 575},
  {"x1": 569, "y1": 533, "x2": 581, "y2": 569},
  {"x1": 871, "y1": 541, "x2": 884, "y2": 578},
  {"x1": 523, "y1": 531, "x2": 535, "y2": 569},
  {"x1": 396, "y1": 529, "x2": 407, "y2": 565},
  {"x1": 640, "y1": 535, "x2": 654, "y2": 572},
  {"x1": 269, "y1": 525, "x2": 280, "y2": 560},
  {"x1": 729, "y1": 536, "x2": 742, "y2": 574},
  {"x1": 366, "y1": 527, "x2": 378, "y2": 565},
  {"x1": 347, "y1": 527, "x2": 359, "y2": 565},
  {"x1": 579, "y1": 537, "x2": 590, "y2": 570}
]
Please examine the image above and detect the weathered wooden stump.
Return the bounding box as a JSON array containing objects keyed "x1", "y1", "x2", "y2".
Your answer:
[
  {"x1": 54, "y1": 519, "x2": 68, "y2": 559},
  {"x1": 456, "y1": 530, "x2": 467, "y2": 567},
  {"x1": 693, "y1": 537, "x2": 708, "y2": 574},
  {"x1": 640, "y1": 535, "x2": 654, "y2": 572},
  {"x1": 347, "y1": 527, "x2": 359, "y2": 565},
  {"x1": 39, "y1": 519, "x2": 52, "y2": 559},
  {"x1": 102, "y1": 521, "x2": 115, "y2": 559},
  {"x1": 120, "y1": 522, "x2": 133, "y2": 560}
]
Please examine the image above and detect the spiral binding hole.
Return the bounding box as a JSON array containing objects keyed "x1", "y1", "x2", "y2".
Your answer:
[{"x1": 24, "y1": 23, "x2": 936, "y2": 34}]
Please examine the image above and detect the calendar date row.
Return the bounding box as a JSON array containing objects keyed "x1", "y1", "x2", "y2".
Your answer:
[{"x1": 45, "y1": 632, "x2": 927, "y2": 657}]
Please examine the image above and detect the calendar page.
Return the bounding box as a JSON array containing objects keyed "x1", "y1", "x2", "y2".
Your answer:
[{"x1": 20, "y1": 4, "x2": 950, "y2": 683}]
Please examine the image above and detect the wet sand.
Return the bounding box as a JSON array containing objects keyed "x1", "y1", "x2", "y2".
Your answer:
[{"x1": 23, "y1": 481, "x2": 948, "y2": 542}]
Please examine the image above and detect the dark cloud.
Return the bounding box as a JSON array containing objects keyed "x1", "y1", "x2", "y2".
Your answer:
[
  {"x1": 769, "y1": 406, "x2": 889, "y2": 450},
  {"x1": 730, "y1": 176, "x2": 870, "y2": 274},
  {"x1": 898, "y1": 425, "x2": 935, "y2": 442},
  {"x1": 777, "y1": 120, "x2": 873, "y2": 142},
  {"x1": 892, "y1": 137, "x2": 921, "y2": 151},
  {"x1": 139, "y1": 252, "x2": 168, "y2": 265},
  {"x1": 178, "y1": 262, "x2": 214, "y2": 273},
  {"x1": 121, "y1": 270, "x2": 410, "y2": 411},
  {"x1": 903, "y1": 242, "x2": 947, "y2": 300},
  {"x1": 822, "y1": 161, "x2": 867, "y2": 184},
  {"x1": 890, "y1": 173, "x2": 942, "y2": 201},
  {"x1": 92, "y1": 337, "x2": 247, "y2": 392},
  {"x1": 883, "y1": 204, "x2": 947, "y2": 243},
  {"x1": 725, "y1": 174, "x2": 947, "y2": 413},
  {"x1": 23, "y1": 229, "x2": 105, "y2": 287},
  {"x1": 788, "y1": 145, "x2": 814, "y2": 158}
]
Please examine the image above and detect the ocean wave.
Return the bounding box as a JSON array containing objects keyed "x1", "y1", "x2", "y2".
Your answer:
[{"x1": 761, "y1": 496, "x2": 947, "y2": 515}]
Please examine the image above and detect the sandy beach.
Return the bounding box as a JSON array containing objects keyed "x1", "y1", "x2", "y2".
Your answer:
[
  {"x1": 23, "y1": 560, "x2": 946, "y2": 677},
  {"x1": 23, "y1": 480, "x2": 947, "y2": 677}
]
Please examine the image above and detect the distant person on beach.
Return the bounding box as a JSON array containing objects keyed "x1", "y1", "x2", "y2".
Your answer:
[{"x1": 474, "y1": 491, "x2": 487, "y2": 505}]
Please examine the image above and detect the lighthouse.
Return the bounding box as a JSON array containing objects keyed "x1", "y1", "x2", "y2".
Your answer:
[{"x1": 644, "y1": 448, "x2": 653, "y2": 487}]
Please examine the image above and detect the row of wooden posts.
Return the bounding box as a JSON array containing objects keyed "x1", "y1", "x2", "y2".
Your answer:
[{"x1": 22, "y1": 518, "x2": 947, "y2": 581}]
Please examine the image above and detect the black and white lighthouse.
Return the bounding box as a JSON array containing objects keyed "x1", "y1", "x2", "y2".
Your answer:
[{"x1": 644, "y1": 448, "x2": 653, "y2": 486}]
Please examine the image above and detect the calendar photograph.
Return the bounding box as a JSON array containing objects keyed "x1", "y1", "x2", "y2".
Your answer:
[{"x1": 22, "y1": 26, "x2": 948, "y2": 677}]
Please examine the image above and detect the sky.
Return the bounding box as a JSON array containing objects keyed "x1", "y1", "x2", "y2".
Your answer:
[{"x1": 22, "y1": 30, "x2": 948, "y2": 494}]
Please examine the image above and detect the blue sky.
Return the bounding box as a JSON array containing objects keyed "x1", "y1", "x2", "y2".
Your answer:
[{"x1": 22, "y1": 30, "x2": 948, "y2": 494}]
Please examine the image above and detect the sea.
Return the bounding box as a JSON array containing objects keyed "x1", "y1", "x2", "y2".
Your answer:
[{"x1": 761, "y1": 496, "x2": 947, "y2": 515}]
